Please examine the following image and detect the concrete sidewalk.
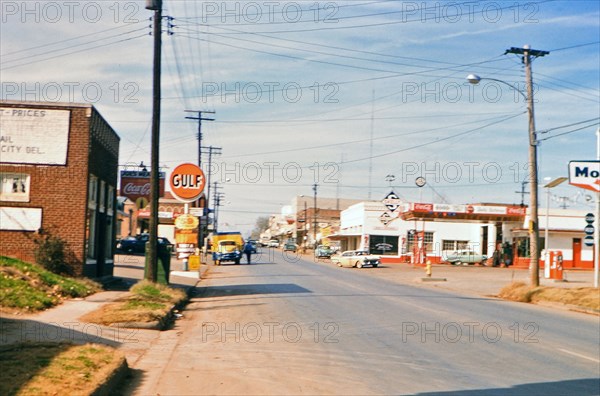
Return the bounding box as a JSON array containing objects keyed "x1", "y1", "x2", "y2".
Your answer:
[{"x1": 0, "y1": 255, "x2": 209, "y2": 351}]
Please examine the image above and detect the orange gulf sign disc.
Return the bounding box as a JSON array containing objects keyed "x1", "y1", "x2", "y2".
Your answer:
[{"x1": 170, "y1": 163, "x2": 206, "y2": 202}]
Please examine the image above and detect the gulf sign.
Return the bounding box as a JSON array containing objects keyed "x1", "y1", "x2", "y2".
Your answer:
[
  {"x1": 569, "y1": 161, "x2": 600, "y2": 192},
  {"x1": 170, "y1": 163, "x2": 206, "y2": 203}
]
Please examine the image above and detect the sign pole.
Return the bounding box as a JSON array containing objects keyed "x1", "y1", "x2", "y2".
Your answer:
[{"x1": 594, "y1": 128, "x2": 600, "y2": 289}]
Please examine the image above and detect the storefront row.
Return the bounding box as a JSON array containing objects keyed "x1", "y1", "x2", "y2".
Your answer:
[{"x1": 331, "y1": 202, "x2": 594, "y2": 269}]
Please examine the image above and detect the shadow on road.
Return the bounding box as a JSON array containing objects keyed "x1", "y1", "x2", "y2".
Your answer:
[
  {"x1": 196, "y1": 283, "x2": 311, "y2": 298},
  {"x1": 415, "y1": 378, "x2": 600, "y2": 396}
]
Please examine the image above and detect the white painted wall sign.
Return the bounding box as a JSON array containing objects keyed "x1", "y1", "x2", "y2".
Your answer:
[
  {"x1": 0, "y1": 107, "x2": 70, "y2": 165},
  {"x1": 0, "y1": 207, "x2": 42, "y2": 231}
]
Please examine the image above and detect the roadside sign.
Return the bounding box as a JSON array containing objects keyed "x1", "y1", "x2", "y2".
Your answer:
[
  {"x1": 379, "y1": 211, "x2": 393, "y2": 226},
  {"x1": 568, "y1": 160, "x2": 600, "y2": 192},
  {"x1": 586, "y1": 213, "x2": 595, "y2": 223},
  {"x1": 383, "y1": 191, "x2": 402, "y2": 212},
  {"x1": 169, "y1": 163, "x2": 206, "y2": 203},
  {"x1": 584, "y1": 212, "x2": 595, "y2": 246}
]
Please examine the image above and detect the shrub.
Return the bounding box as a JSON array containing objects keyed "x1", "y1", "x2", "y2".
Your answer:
[{"x1": 33, "y1": 232, "x2": 74, "y2": 276}]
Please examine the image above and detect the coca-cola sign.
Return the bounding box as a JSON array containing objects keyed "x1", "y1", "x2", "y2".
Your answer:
[{"x1": 119, "y1": 172, "x2": 165, "y2": 202}]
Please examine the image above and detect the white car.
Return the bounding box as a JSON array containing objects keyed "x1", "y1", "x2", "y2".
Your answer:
[
  {"x1": 443, "y1": 250, "x2": 487, "y2": 265},
  {"x1": 331, "y1": 250, "x2": 381, "y2": 268},
  {"x1": 268, "y1": 239, "x2": 280, "y2": 248}
]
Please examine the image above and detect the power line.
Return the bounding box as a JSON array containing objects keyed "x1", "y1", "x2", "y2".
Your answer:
[
  {"x1": 549, "y1": 41, "x2": 600, "y2": 52},
  {"x1": 196, "y1": 1, "x2": 554, "y2": 34}
]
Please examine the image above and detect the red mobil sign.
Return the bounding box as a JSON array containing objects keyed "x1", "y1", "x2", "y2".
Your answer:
[{"x1": 120, "y1": 170, "x2": 165, "y2": 202}]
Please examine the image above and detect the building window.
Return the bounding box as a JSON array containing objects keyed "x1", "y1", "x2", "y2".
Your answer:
[
  {"x1": 88, "y1": 175, "x2": 98, "y2": 209},
  {"x1": 105, "y1": 216, "x2": 113, "y2": 258},
  {"x1": 369, "y1": 235, "x2": 399, "y2": 256},
  {"x1": 99, "y1": 180, "x2": 106, "y2": 213},
  {"x1": 442, "y1": 240, "x2": 470, "y2": 251},
  {"x1": 0, "y1": 173, "x2": 31, "y2": 202},
  {"x1": 106, "y1": 185, "x2": 114, "y2": 215},
  {"x1": 407, "y1": 230, "x2": 435, "y2": 253},
  {"x1": 86, "y1": 209, "x2": 97, "y2": 259}
]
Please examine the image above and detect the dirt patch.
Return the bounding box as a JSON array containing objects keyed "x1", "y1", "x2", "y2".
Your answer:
[{"x1": 499, "y1": 282, "x2": 600, "y2": 311}]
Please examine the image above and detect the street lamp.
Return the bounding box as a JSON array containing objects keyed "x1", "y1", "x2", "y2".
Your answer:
[
  {"x1": 467, "y1": 66, "x2": 541, "y2": 286},
  {"x1": 542, "y1": 177, "x2": 567, "y2": 278}
]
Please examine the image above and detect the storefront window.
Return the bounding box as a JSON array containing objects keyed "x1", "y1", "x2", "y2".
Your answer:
[
  {"x1": 86, "y1": 174, "x2": 98, "y2": 259},
  {"x1": 105, "y1": 216, "x2": 113, "y2": 258},
  {"x1": 86, "y1": 209, "x2": 96, "y2": 259},
  {"x1": 99, "y1": 180, "x2": 106, "y2": 213},
  {"x1": 369, "y1": 235, "x2": 399, "y2": 256},
  {"x1": 88, "y1": 175, "x2": 98, "y2": 209},
  {"x1": 407, "y1": 231, "x2": 434, "y2": 253}
]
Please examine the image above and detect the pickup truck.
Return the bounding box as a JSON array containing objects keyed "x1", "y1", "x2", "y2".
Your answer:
[{"x1": 213, "y1": 240, "x2": 242, "y2": 265}]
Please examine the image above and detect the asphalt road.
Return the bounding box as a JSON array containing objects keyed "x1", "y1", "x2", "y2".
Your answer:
[{"x1": 130, "y1": 249, "x2": 600, "y2": 396}]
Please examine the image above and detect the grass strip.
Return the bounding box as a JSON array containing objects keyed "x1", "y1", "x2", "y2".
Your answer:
[{"x1": 0, "y1": 342, "x2": 125, "y2": 396}]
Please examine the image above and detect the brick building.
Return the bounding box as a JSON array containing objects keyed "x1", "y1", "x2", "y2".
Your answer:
[{"x1": 0, "y1": 101, "x2": 120, "y2": 278}]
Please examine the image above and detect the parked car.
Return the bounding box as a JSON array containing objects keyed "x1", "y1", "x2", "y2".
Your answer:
[
  {"x1": 283, "y1": 242, "x2": 297, "y2": 252},
  {"x1": 268, "y1": 239, "x2": 280, "y2": 248},
  {"x1": 443, "y1": 250, "x2": 487, "y2": 265},
  {"x1": 116, "y1": 234, "x2": 172, "y2": 254},
  {"x1": 331, "y1": 250, "x2": 381, "y2": 268},
  {"x1": 315, "y1": 245, "x2": 333, "y2": 258}
]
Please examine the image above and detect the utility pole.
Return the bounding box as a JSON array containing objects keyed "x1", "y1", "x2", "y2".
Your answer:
[
  {"x1": 201, "y1": 145, "x2": 222, "y2": 217},
  {"x1": 212, "y1": 182, "x2": 223, "y2": 232},
  {"x1": 515, "y1": 181, "x2": 530, "y2": 207},
  {"x1": 185, "y1": 110, "x2": 215, "y2": 254},
  {"x1": 198, "y1": 145, "x2": 221, "y2": 255},
  {"x1": 146, "y1": 0, "x2": 162, "y2": 282},
  {"x1": 185, "y1": 110, "x2": 215, "y2": 169},
  {"x1": 312, "y1": 183, "x2": 318, "y2": 249},
  {"x1": 505, "y1": 45, "x2": 549, "y2": 287}
]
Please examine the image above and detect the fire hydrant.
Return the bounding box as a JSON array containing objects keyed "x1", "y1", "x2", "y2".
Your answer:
[{"x1": 425, "y1": 260, "x2": 432, "y2": 277}]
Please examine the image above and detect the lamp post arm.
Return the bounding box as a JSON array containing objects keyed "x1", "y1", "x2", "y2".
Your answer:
[{"x1": 478, "y1": 77, "x2": 527, "y2": 100}]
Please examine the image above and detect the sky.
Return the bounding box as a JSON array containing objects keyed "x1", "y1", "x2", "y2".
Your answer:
[{"x1": 1, "y1": 0, "x2": 599, "y2": 235}]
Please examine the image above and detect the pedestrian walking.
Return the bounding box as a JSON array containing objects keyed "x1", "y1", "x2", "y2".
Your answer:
[{"x1": 243, "y1": 241, "x2": 254, "y2": 264}]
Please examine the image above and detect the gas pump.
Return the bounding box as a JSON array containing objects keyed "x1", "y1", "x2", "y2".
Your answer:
[{"x1": 549, "y1": 250, "x2": 564, "y2": 281}]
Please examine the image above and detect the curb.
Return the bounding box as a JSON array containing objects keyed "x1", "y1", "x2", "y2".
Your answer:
[
  {"x1": 91, "y1": 357, "x2": 130, "y2": 396},
  {"x1": 107, "y1": 279, "x2": 200, "y2": 330},
  {"x1": 534, "y1": 300, "x2": 600, "y2": 316}
]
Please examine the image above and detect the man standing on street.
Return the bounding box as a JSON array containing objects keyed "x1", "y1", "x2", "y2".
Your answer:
[{"x1": 243, "y1": 241, "x2": 254, "y2": 264}]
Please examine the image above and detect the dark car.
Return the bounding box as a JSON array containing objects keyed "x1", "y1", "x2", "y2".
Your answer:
[
  {"x1": 116, "y1": 234, "x2": 172, "y2": 254},
  {"x1": 315, "y1": 245, "x2": 333, "y2": 259},
  {"x1": 283, "y1": 242, "x2": 297, "y2": 252}
]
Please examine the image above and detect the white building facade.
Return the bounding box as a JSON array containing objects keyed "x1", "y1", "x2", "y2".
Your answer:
[{"x1": 333, "y1": 201, "x2": 594, "y2": 269}]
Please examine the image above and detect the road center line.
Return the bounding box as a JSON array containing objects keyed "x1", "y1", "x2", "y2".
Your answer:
[{"x1": 558, "y1": 348, "x2": 600, "y2": 363}]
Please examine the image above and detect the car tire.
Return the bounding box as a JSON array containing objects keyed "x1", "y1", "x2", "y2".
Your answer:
[
  {"x1": 372, "y1": 264, "x2": 378, "y2": 268},
  {"x1": 337, "y1": 263, "x2": 342, "y2": 267},
  {"x1": 356, "y1": 261, "x2": 363, "y2": 268}
]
